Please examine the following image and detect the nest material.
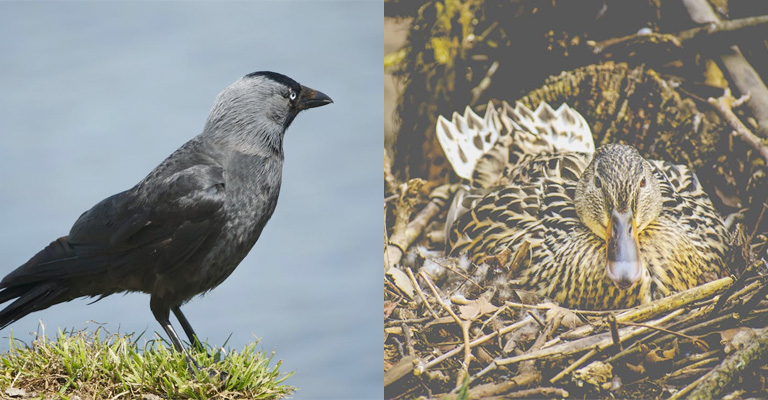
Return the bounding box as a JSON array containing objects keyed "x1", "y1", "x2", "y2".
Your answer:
[
  {"x1": 385, "y1": 1, "x2": 768, "y2": 398},
  {"x1": 385, "y1": 169, "x2": 768, "y2": 398},
  {"x1": 386, "y1": 251, "x2": 768, "y2": 398}
]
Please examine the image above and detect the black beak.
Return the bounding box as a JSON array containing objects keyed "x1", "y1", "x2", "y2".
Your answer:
[{"x1": 298, "y1": 85, "x2": 333, "y2": 110}]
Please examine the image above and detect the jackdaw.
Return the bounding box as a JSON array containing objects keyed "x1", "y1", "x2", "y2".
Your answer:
[{"x1": 0, "y1": 71, "x2": 332, "y2": 361}]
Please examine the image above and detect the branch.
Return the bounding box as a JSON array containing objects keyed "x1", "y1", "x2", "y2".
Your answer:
[
  {"x1": 385, "y1": 181, "x2": 446, "y2": 271},
  {"x1": 682, "y1": 0, "x2": 768, "y2": 138},
  {"x1": 708, "y1": 91, "x2": 768, "y2": 164},
  {"x1": 688, "y1": 328, "x2": 768, "y2": 399},
  {"x1": 591, "y1": 15, "x2": 768, "y2": 59}
]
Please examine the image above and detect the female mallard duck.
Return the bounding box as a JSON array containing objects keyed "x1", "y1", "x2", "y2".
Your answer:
[{"x1": 436, "y1": 102, "x2": 731, "y2": 310}]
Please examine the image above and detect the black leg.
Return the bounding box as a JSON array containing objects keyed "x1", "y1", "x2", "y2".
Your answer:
[
  {"x1": 173, "y1": 306, "x2": 205, "y2": 352},
  {"x1": 151, "y1": 297, "x2": 199, "y2": 372}
]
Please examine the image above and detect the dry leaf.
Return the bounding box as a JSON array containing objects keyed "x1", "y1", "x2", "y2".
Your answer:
[
  {"x1": 721, "y1": 327, "x2": 756, "y2": 354},
  {"x1": 387, "y1": 268, "x2": 415, "y2": 299},
  {"x1": 501, "y1": 321, "x2": 540, "y2": 354},
  {"x1": 543, "y1": 302, "x2": 584, "y2": 329},
  {"x1": 573, "y1": 361, "x2": 613, "y2": 389},
  {"x1": 384, "y1": 300, "x2": 398, "y2": 318},
  {"x1": 385, "y1": 326, "x2": 403, "y2": 335},
  {"x1": 626, "y1": 362, "x2": 646, "y2": 375},
  {"x1": 458, "y1": 295, "x2": 499, "y2": 320},
  {"x1": 719, "y1": 327, "x2": 752, "y2": 342},
  {"x1": 483, "y1": 247, "x2": 512, "y2": 268},
  {"x1": 645, "y1": 339, "x2": 678, "y2": 364}
]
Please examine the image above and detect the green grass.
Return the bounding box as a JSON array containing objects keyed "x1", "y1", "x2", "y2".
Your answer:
[{"x1": 0, "y1": 327, "x2": 295, "y2": 399}]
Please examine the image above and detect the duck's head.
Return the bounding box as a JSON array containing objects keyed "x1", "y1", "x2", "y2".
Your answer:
[{"x1": 575, "y1": 144, "x2": 663, "y2": 290}]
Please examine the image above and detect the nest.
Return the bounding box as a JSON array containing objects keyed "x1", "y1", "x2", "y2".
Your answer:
[{"x1": 385, "y1": 1, "x2": 768, "y2": 398}]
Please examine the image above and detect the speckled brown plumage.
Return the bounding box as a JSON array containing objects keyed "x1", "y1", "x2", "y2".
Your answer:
[{"x1": 437, "y1": 102, "x2": 731, "y2": 310}]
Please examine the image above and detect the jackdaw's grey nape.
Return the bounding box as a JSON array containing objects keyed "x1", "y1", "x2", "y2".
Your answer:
[{"x1": 0, "y1": 71, "x2": 332, "y2": 367}]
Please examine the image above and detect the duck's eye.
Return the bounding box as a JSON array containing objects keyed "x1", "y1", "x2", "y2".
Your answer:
[
  {"x1": 594, "y1": 175, "x2": 602, "y2": 189},
  {"x1": 289, "y1": 91, "x2": 297, "y2": 101},
  {"x1": 640, "y1": 177, "x2": 647, "y2": 188}
]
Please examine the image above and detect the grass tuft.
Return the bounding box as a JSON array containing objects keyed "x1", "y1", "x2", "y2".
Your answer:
[{"x1": 0, "y1": 327, "x2": 295, "y2": 399}]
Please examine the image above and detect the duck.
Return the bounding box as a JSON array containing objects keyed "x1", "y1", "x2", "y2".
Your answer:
[{"x1": 435, "y1": 101, "x2": 731, "y2": 310}]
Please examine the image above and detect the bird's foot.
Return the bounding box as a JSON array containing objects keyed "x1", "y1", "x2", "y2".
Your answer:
[
  {"x1": 184, "y1": 354, "x2": 202, "y2": 375},
  {"x1": 185, "y1": 348, "x2": 229, "y2": 381}
]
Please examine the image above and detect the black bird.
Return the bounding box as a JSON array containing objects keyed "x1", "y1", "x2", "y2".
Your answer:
[{"x1": 0, "y1": 71, "x2": 332, "y2": 360}]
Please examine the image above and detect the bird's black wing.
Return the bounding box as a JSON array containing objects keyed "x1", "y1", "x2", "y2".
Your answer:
[{"x1": 1, "y1": 163, "x2": 227, "y2": 286}]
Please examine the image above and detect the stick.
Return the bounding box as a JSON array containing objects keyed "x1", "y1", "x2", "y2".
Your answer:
[
  {"x1": 385, "y1": 180, "x2": 446, "y2": 271},
  {"x1": 426, "y1": 372, "x2": 540, "y2": 400},
  {"x1": 549, "y1": 347, "x2": 599, "y2": 384},
  {"x1": 423, "y1": 316, "x2": 535, "y2": 370},
  {"x1": 406, "y1": 268, "x2": 439, "y2": 319},
  {"x1": 420, "y1": 271, "x2": 472, "y2": 388},
  {"x1": 495, "y1": 309, "x2": 683, "y2": 366},
  {"x1": 688, "y1": 327, "x2": 768, "y2": 399},
  {"x1": 560, "y1": 277, "x2": 733, "y2": 340},
  {"x1": 682, "y1": 0, "x2": 768, "y2": 138},
  {"x1": 499, "y1": 387, "x2": 569, "y2": 399},
  {"x1": 669, "y1": 368, "x2": 714, "y2": 400},
  {"x1": 592, "y1": 15, "x2": 768, "y2": 57},
  {"x1": 708, "y1": 91, "x2": 768, "y2": 163},
  {"x1": 617, "y1": 321, "x2": 708, "y2": 350}
]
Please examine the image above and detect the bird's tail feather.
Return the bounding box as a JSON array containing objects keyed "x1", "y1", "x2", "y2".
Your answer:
[
  {"x1": 501, "y1": 101, "x2": 594, "y2": 157},
  {"x1": 436, "y1": 102, "x2": 594, "y2": 187},
  {"x1": 435, "y1": 101, "x2": 502, "y2": 182},
  {"x1": 0, "y1": 236, "x2": 79, "y2": 329},
  {"x1": 0, "y1": 281, "x2": 67, "y2": 329}
]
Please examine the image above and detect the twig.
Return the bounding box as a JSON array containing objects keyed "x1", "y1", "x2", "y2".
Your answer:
[
  {"x1": 668, "y1": 368, "x2": 714, "y2": 400},
  {"x1": 384, "y1": 149, "x2": 399, "y2": 195},
  {"x1": 682, "y1": 0, "x2": 768, "y2": 138},
  {"x1": 497, "y1": 387, "x2": 569, "y2": 399},
  {"x1": 406, "y1": 268, "x2": 439, "y2": 320},
  {"x1": 666, "y1": 357, "x2": 720, "y2": 379},
  {"x1": 549, "y1": 347, "x2": 599, "y2": 384},
  {"x1": 503, "y1": 301, "x2": 615, "y2": 318},
  {"x1": 615, "y1": 277, "x2": 733, "y2": 323},
  {"x1": 608, "y1": 314, "x2": 622, "y2": 350},
  {"x1": 495, "y1": 309, "x2": 684, "y2": 366},
  {"x1": 748, "y1": 202, "x2": 768, "y2": 244},
  {"x1": 672, "y1": 349, "x2": 721, "y2": 368},
  {"x1": 617, "y1": 321, "x2": 708, "y2": 350},
  {"x1": 423, "y1": 316, "x2": 535, "y2": 370},
  {"x1": 384, "y1": 355, "x2": 418, "y2": 388},
  {"x1": 420, "y1": 271, "x2": 472, "y2": 388},
  {"x1": 513, "y1": 310, "x2": 558, "y2": 387},
  {"x1": 470, "y1": 61, "x2": 499, "y2": 106},
  {"x1": 528, "y1": 310, "x2": 545, "y2": 329},
  {"x1": 385, "y1": 182, "x2": 445, "y2": 270},
  {"x1": 738, "y1": 279, "x2": 768, "y2": 318},
  {"x1": 593, "y1": 15, "x2": 768, "y2": 56},
  {"x1": 688, "y1": 327, "x2": 768, "y2": 399},
  {"x1": 384, "y1": 316, "x2": 431, "y2": 326},
  {"x1": 428, "y1": 372, "x2": 540, "y2": 400},
  {"x1": 428, "y1": 258, "x2": 483, "y2": 290},
  {"x1": 402, "y1": 323, "x2": 414, "y2": 356},
  {"x1": 708, "y1": 90, "x2": 768, "y2": 163},
  {"x1": 561, "y1": 277, "x2": 733, "y2": 340},
  {"x1": 715, "y1": 260, "x2": 763, "y2": 310}
]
